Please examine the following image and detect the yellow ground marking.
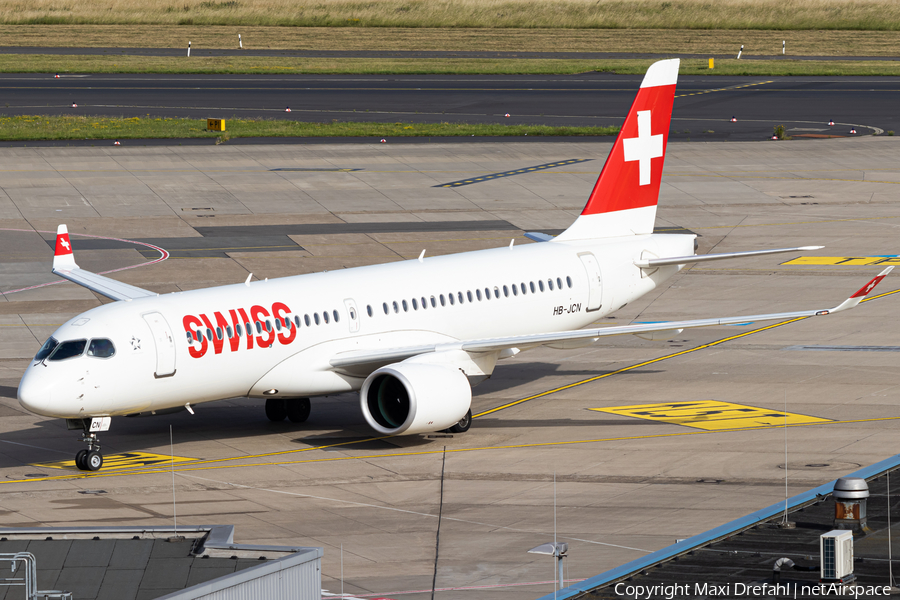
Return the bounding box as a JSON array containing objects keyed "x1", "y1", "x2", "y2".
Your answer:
[
  {"x1": 34, "y1": 451, "x2": 199, "y2": 471},
  {"x1": 782, "y1": 256, "x2": 900, "y2": 266},
  {"x1": 9, "y1": 415, "x2": 900, "y2": 485},
  {"x1": 7, "y1": 284, "x2": 899, "y2": 485},
  {"x1": 26, "y1": 435, "x2": 390, "y2": 477},
  {"x1": 590, "y1": 400, "x2": 831, "y2": 431}
]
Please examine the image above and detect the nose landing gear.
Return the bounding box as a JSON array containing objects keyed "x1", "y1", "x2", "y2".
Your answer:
[
  {"x1": 67, "y1": 417, "x2": 109, "y2": 472},
  {"x1": 75, "y1": 432, "x2": 103, "y2": 471}
]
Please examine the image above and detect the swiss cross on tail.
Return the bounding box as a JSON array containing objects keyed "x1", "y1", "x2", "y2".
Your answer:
[
  {"x1": 555, "y1": 59, "x2": 679, "y2": 241},
  {"x1": 583, "y1": 59, "x2": 677, "y2": 215},
  {"x1": 623, "y1": 110, "x2": 664, "y2": 186}
]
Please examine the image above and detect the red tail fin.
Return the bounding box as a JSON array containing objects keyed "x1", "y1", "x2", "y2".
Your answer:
[{"x1": 556, "y1": 59, "x2": 679, "y2": 240}]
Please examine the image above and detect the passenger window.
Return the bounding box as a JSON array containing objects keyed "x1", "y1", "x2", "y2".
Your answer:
[
  {"x1": 314, "y1": 313, "x2": 320, "y2": 325},
  {"x1": 467, "y1": 291, "x2": 473, "y2": 302},
  {"x1": 530, "y1": 282, "x2": 536, "y2": 293},
  {"x1": 185, "y1": 331, "x2": 193, "y2": 343},
  {"x1": 207, "y1": 328, "x2": 214, "y2": 340},
  {"x1": 367, "y1": 305, "x2": 373, "y2": 317},
  {"x1": 226, "y1": 325, "x2": 234, "y2": 338},
  {"x1": 49, "y1": 339, "x2": 87, "y2": 362},
  {"x1": 458, "y1": 292, "x2": 464, "y2": 304},
  {"x1": 494, "y1": 286, "x2": 500, "y2": 298},
  {"x1": 421, "y1": 297, "x2": 428, "y2": 310},
  {"x1": 521, "y1": 283, "x2": 527, "y2": 295},
  {"x1": 476, "y1": 289, "x2": 482, "y2": 301},
  {"x1": 35, "y1": 337, "x2": 59, "y2": 361},
  {"x1": 448, "y1": 294, "x2": 455, "y2": 306},
  {"x1": 548, "y1": 279, "x2": 554, "y2": 291},
  {"x1": 383, "y1": 302, "x2": 389, "y2": 315},
  {"x1": 214, "y1": 327, "x2": 222, "y2": 340},
  {"x1": 402, "y1": 300, "x2": 408, "y2": 312},
  {"x1": 412, "y1": 298, "x2": 418, "y2": 310},
  {"x1": 334, "y1": 310, "x2": 340, "y2": 322},
  {"x1": 393, "y1": 301, "x2": 399, "y2": 313},
  {"x1": 304, "y1": 314, "x2": 311, "y2": 326},
  {"x1": 503, "y1": 285, "x2": 509, "y2": 297},
  {"x1": 294, "y1": 316, "x2": 301, "y2": 328},
  {"x1": 323, "y1": 311, "x2": 330, "y2": 324},
  {"x1": 567, "y1": 276, "x2": 573, "y2": 288},
  {"x1": 538, "y1": 280, "x2": 545, "y2": 292},
  {"x1": 557, "y1": 277, "x2": 563, "y2": 289},
  {"x1": 284, "y1": 318, "x2": 292, "y2": 330},
  {"x1": 88, "y1": 338, "x2": 115, "y2": 358},
  {"x1": 245, "y1": 322, "x2": 252, "y2": 335},
  {"x1": 236, "y1": 324, "x2": 243, "y2": 336},
  {"x1": 484, "y1": 287, "x2": 490, "y2": 299},
  {"x1": 440, "y1": 294, "x2": 446, "y2": 306},
  {"x1": 431, "y1": 296, "x2": 437, "y2": 308},
  {"x1": 265, "y1": 320, "x2": 273, "y2": 332},
  {"x1": 512, "y1": 284, "x2": 518, "y2": 296},
  {"x1": 275, "y1": 319, "x2": 282, "y2": 331},
  {"x1": 255, "y1": 322, "x2": 262, "y2": 334}
]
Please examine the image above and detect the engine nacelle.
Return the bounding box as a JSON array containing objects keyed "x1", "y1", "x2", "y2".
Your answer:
[{"x1": 360, "y1": 362, "x2": 472, "y2": 435}]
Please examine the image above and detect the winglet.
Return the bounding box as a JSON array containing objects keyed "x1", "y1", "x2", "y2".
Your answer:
[
  {"x1": 52, "y1": 224, "x2": 78, "y2": 271},
  {"x1": 829, "y1": 266, "x2": 893, "y2": 313}
]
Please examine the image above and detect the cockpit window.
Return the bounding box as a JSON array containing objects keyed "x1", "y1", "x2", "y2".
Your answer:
[
  {"x1": 87, "y1": 338, "x2": 116, "y2": 359},
  {"x1": 48, "y1": 339, "x2": 87, "y2": 362},
  {"x1": 34, "y1": 337, "x2": 59, "y2": 361}
]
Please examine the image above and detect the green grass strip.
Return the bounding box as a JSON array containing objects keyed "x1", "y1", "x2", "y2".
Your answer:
[
  {"x1": 0, "y1": 115, "x2": 620, "y2": 141},
  {"x1": 5, "y1": 55, "x2": 900, "y2": 76}
]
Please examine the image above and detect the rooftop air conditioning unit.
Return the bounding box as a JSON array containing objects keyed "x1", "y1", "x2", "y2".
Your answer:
[{"x1": 820, "y1": 530, "x2": 855, "y2": 583}]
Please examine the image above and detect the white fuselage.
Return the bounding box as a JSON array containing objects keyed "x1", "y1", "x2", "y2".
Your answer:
[{"x1": 17, "y1": 232, "x2": 693, "y2": 419}]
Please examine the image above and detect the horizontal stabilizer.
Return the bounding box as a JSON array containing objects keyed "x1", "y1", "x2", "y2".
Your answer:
[
  {"x1": 634, "y1": 246, "x2": 825, "y2": 269},
  {"x1": 524, "y1": 232, "x2": 555, "y2": 243}
]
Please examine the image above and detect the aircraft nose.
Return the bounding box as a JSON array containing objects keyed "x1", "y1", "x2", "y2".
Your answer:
[{"x1": 17, "y1": 367, "x2": 56, "y2": 417}]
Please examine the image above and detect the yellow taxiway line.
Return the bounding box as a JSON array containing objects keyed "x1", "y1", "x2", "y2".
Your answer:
[{"x1": 6, "y1": 286, "x2": 899, "y2": 485}]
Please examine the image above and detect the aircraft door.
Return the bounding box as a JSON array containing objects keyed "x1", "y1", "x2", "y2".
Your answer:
[
  {"x1": 578, "y1": 252, "x2": 603, "y2": 312},
  {"x1": 142, "y1": 312, "x2": 176, "y2": 378},
  {"x1": 344, "y1": 298, "x2": 360, "y2": 333}
]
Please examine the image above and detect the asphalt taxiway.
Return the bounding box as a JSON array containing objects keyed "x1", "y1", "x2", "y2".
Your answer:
[
  {"x1": 0, "y1": 137, "x2": 899, "y2": 599},
  {"x1": 0, "y1": 73, "x2": 897, "y2": 140}
]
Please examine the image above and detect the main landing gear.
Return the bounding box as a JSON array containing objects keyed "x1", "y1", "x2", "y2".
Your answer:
[
  {"x1": 265, "y1": 398, "x2": 311, "y2": 423},
  {"x1": 445, "y1": 409, "x2": 472, "y2": 434}
]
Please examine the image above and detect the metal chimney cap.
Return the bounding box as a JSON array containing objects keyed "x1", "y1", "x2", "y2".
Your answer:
[{"x1": 833, "y1": 477, "x2": 869, "y2": 499}]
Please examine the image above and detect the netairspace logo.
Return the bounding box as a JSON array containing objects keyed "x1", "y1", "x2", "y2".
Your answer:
[{"x1": 614, "y1": 582, "x2": 893, "y2": 599}]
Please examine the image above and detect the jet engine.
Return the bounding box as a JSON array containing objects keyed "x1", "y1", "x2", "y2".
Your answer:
[{"x1": 360, "y1": 362, "x2": 472, "y2": 435}]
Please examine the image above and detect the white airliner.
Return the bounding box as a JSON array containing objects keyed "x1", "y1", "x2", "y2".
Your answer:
[{"x1": 16, "y1": 59, "x2": 892, "y2": 471}]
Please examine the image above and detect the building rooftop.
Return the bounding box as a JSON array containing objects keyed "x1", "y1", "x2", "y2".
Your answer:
[
  {"x1": 577, "y1": 468, "x2": 900, "y2": 599},
  {"x1": 0, "y1": 526, "x2": 319, "y2": 600}
]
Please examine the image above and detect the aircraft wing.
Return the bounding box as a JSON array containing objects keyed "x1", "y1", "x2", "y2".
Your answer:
[
  {"x1": 330, "y1": 267, "x2": 892, "y2": 369},
  {"x1": 51, "y1": 225, "x2": 157, "y2": 302}
]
